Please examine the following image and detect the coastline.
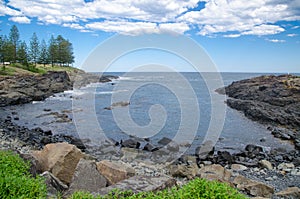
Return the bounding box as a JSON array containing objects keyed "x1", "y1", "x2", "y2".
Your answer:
[{"x1": 0, "y1": 72, "x2": 299, "y2": 198}]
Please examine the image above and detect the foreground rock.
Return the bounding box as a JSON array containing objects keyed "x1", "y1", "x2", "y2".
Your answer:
[
  {"x1": 216, "y1": 75, "x2": 300, "y2": 149},
  {"x1": 65, "y1": 159, "x2": 107, "y2": 196},
  {"x1": 96, "y1": 160, "x2": 135, "y2": 185},
  {"x1": 32, "y1": 142, "x2": 85, "y2": 184},
  {"x1": 96, "y1": 175, "x2": 177, "y2": 196}
]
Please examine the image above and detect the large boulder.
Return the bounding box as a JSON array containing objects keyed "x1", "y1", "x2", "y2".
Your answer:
[
  {"x1": 32, "y1": 142, "x2": 85, "y2": 184},
  {"x1": 96, "y1": 175, "x2": 176, "y2": 196},
  {"x1": 65, "y1": 159, "x2": 107, "y2": 196},
  {"x1": 96, "y1": 160, "x2": 135, "y2": 185}
]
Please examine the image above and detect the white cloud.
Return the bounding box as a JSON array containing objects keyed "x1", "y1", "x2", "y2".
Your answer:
[
  {"x1": 1, "y1": 0, "x2": 299, "y2": 37},
  {"x1": 266, "y1": 38, "x2": 286, "y2": 43},
  {"x1": 9, "y1": 16, "x2": 30, "y2": 23},
  {"x1": 287, "y1": 33, "x2": 298, "y2": 37}
]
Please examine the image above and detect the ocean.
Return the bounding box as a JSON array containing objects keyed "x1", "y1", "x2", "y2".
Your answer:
[{"x1": 1, "y1": 72, "x2": 295, "y2": 154}]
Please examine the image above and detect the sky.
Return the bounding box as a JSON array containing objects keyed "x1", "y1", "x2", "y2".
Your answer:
[{"x1": 0, "y1": 0, "x2": 300, "y2": 73}]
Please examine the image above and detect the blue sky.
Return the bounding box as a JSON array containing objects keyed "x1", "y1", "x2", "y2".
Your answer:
[{"x1": 0, "y1": 0, "x2": 300, "y2": 73}]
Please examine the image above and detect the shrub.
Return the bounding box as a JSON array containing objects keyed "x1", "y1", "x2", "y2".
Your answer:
[{"x1": 0, "y1": 150, "x2": 47, "y2": 199}]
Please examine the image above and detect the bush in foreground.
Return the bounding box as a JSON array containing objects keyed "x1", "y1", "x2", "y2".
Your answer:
[
  {"x1": 70, "y1": 178, "x2": 247, "y2": 199},
  {"x1": 0, "y1": 150, "x2": 47, "y2": 199}
]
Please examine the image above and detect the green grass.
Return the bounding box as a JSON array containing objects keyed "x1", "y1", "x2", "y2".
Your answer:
[
  {"x1": 70, "y1": 178, "x2": 248, "y2": 199},
  {"x1": 0, "y1": 150, "x2": 47, "y2": 199},
  {"x1": 0, "y1": 66, "x2": 16, "y2": 75}
]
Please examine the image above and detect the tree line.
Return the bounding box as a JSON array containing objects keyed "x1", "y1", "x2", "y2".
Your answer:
[{"x1": 0, "y1": 25, "x2": 74, "y2": 67}]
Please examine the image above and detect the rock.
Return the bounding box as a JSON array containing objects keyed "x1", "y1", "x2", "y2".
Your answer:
[
  {"x1": 216, "y1": 151, "x2": 234, "y2": 164},
  {"x1": 143, "y1": 143, "x2": 159, "y2": 152},
  {"x1": 275, "y1": 187, "x2": 300, "y2": 198},
  {"x1": 20, "y1": 153, "x2": 42, "y2": 177},
  {"x1": 168, "y1": 164, "x2": 199, "y2": 179},
  {"x1": 219, "y1": 75, "x2": 300, "y2": 147},
  {"x1": 245, "y1": 144, "x2": 263, "y2": 154},
  {"x1": 231, "y1": 164, "x2": 248, "y2": 171},
  {"x1": 32, "y1": 142, "x2": 85, "y2": 185},
  {"x1": 96, "y1": 175, "x2": 176, "y2": 196},
  {"x1": 65, "y1": 159, "x2": 107, "y2": 196},
  {"x1": 259, "y1": 160, "x2": 273, "y2": 170},
  {"x1": 198, "y1": 164, "x2": 232, "y2": 182},
  {"x1": 0, "y1": 71, "x2": 72, "y2": 106},
  {"x1": 104, "y1": 101, "x2": 130, "y2": 110},
  {"x1": 195, "y1": 140, "x2": 215, "y2": 159},
  {"x1": 121, "y1": 139, "x2": 141, "y2": 149},
  {"x1": 40, "y1": 171, "x2": 68, "y2": 197},
  {"x1": 233, "y1": 175, "x2": 274, "y2": 198},
  {"x1": 96, "y1": 160, "x2": 135, "y2": 185},
  {"x1": 278, "y1": 163, "x2": 295, "y2": 170},
  {"x1": 158, "y1": 137, "x2": 172, "y2": 145}
]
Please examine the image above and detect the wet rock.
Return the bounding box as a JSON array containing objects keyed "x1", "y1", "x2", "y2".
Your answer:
[
  {"x1": 121, "y1": 139, "x2": 140, "y2": 149},
  {"x1": 32, "y1": 142, "x2": 85, "y2": 185},
  {"x1": 96, "y1": 175, "x2": 176, "y2": 196},
  {"x1": 275, "y1": 187, "x2": 300, "y2": 199},
  {"x1": 96, "y1": 160, "x2": 135, "y2": 185},
  {"x1": 20, "y1": 153, "x2": 42, "y2": 176},
  {"x1": 157, "y1": 137, "x2": 172, "y2": 145},
  {"x1": 104, "y1": 101, "x2": 130, "y2": 110},
  {"x1": 65, "y1": 159, "x2": 107, "y2": 196},
  {"x1": 195, "y1": 140, "x2": 215, "y2": 160},
  {"x1": 143, "y1": 143, "x2": 159, "y2": 152},
  {"x1": 278, "y1": 163, "x2": 295, "y2": 171},
  {"x1": 41, "y1": 171, "x2": 68, "y2": 197}
]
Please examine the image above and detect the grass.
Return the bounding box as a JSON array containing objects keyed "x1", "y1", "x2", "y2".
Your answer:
[
  {"x1": 69, "y1": 178, "x2": 248, "y2": 199},
  {"x1": 0, "y1": 150, "x2": 47, "y2": 199},
  {"x1": 0, "y1": 63, "x2": 79, "y2": 76}
]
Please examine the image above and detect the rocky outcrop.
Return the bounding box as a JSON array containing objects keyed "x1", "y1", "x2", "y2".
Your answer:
[
  {"x1": 0, "y1": 71, "x2": 72, "y2": 106},
  {"x1": 32, "y1": 142, "x2": 85, "y2": 184},
  {"x1": 217, "y1": 75, "x2": 300, "y2": 149}
]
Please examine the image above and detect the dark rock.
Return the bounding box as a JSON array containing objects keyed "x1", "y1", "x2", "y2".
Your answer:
[
  {"x1": 121, "y1": 139, "x2": 141, "y2": 149},
  {"x1": 158, "y1": 137, "x2": 172, "y2": 146},
  {"x1": 43, "y1": 108, "x2": 52, "y2": 112},
  {"x1": 41, "y1": 171, "x2": 68, "y2": 197},
  {"x1": 219, "y1": 75, "x2": 300, "y2": 147},
  {"x1": 195, "y1": 140, "x2": 215, "y2": 159},
  {"x1": 65, "y1": 159, "x2": 107, "y2": 196},
  {"x1": 143, "y1": 143, "x2": 155, "y2": 152}
]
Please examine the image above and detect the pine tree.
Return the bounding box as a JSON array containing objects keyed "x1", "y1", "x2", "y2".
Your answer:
[
  {"x1": 39, "y1": 39, "x2": 48, "y2": 66},
  {"x1": 9, "y1": 25, "x2": 20, "y2": 63},
  {"x1": 48, "y1": 35, "x2": 58, "y2": 67},
  {"x1": 17, "y1": 41, "x2": 28, "y2": 66},
  {"x1": 29, "y1": 32, "x2": 39, "y2": 66}
]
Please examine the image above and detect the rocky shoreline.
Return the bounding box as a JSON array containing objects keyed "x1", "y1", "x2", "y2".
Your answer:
[
  {"x1": 216, "y1": 74, "x2": 300, "y2": 150},
  {"x1": 0, "y1": 73, "x2": 299, "y2": 198}
]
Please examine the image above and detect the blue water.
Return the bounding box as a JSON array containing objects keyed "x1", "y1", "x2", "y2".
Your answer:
[{"x1": 1, "y1": 72, "x2": 295, "y2": 154}]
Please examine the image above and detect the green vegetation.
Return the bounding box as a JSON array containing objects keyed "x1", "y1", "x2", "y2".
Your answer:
[
  {"x1": 0, "y1": 150, "x2": 247, "y2": 199},
  {"x1": 69, "y1": 178, "x2": 247, "y2": 199},
  {"x1": 0, "y1": 150, "x2": 47, "y2": 199},
  {"x1": 0, "y1": 25, "x2": 74, "y2": 71}
]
